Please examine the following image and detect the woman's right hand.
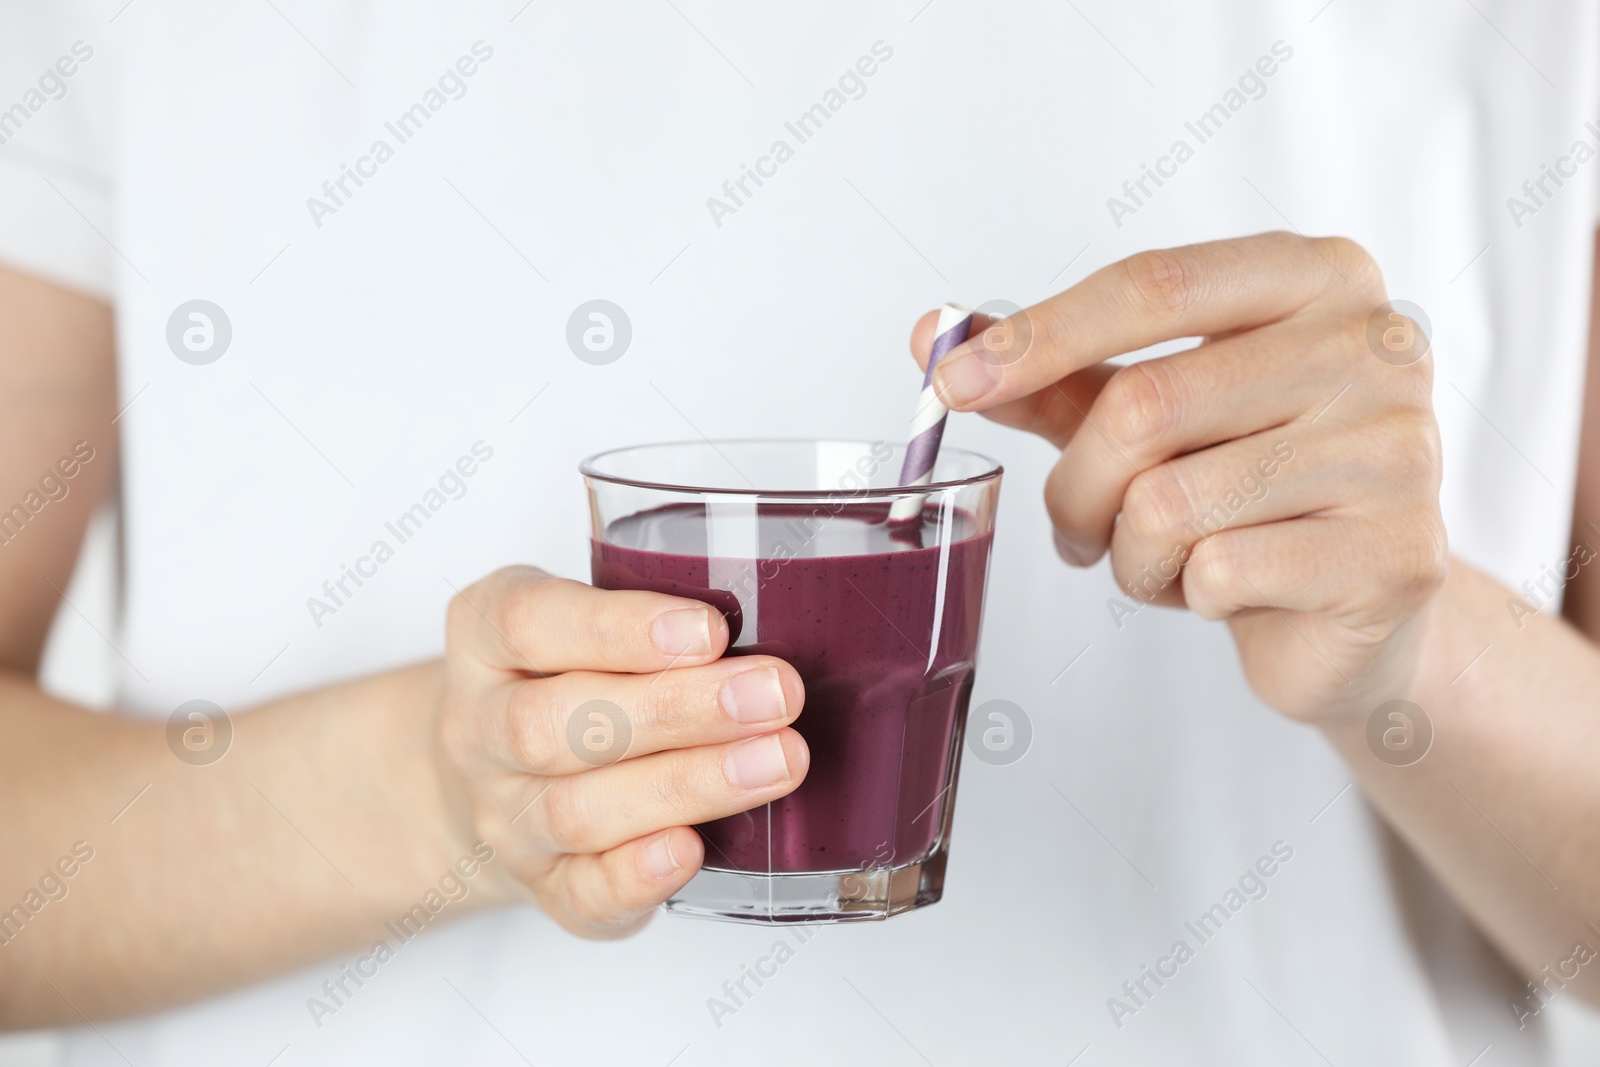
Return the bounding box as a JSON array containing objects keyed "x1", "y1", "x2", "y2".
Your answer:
[{"x1": 436, "y1": 566, "x2": 809, "y2": 938}]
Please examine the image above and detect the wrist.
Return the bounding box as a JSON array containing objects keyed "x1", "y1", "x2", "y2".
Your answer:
[
  {"x1": 1398, "y1": 557, "x2": 1506, "y2": 712},
  {"x1": 1315, "y1": 556, "x2": 1490, "y2": 753},
  {"x1": 357, "y1": 660, "x2": 516, "y2": 910},
  {"x1": 1306, "y1": 560, "x2": 1455, "y2": 747}
]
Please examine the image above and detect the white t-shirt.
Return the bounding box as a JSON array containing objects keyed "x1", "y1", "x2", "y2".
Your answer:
[{"x1": 4, "y1": 2, "x2": 1598, "y2": 1064}]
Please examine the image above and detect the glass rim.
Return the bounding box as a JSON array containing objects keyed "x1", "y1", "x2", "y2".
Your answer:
[{"x1": 579, "y1": 437, "x2": 1003, "y2": 498}]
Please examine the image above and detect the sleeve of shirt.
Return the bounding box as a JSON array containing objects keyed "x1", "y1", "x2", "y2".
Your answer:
[{"x1": 0, "y1": 2, "x2": 117, "y2": 301}]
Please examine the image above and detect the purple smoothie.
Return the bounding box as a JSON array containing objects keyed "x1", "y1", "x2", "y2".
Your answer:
[{"x1": 591, "y1": 501, "x2": 992, "y2": 875}]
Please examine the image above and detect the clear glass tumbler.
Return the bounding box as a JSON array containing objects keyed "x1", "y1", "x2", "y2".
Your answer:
[{"x1": 581, "y1": 439, "x2": 1002, "y2": 923}]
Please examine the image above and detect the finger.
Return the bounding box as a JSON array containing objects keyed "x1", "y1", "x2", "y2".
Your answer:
[
  {"x1": 911, "y1": 308, "x2": 1118, "y2": 448},
  {"x1": 1106, "y1": 415, "x2": 1418, "y2": 605},
  {"x1": 1044, "y1": 319, "x2": 1357, "y2": 563},
  {"x1": 1180, "y1": 514, "x2": 1447, "y2": 628},
  {"x1": 1106, "y1": 430, "x2": 1309, "y2": 608},
  {"x1": 523, "y1": 729, "x2": 811, "y2": 855},
  {"x1": 547, "y1": 826, "x2": 706, "y2": 935},
  {"x1": 910, "y1": 306, "x2": 985, "y2": 362},
  {"x1": 449, "y1": 565, "x2": 730, "y2": 676},
  {"x1": 493, "y1": 655, "x2": 804, "y2": 775},
  {"x1": 1178, "y1": 516, "x2": 1440, "y2": 714},
  {"x1": 930, "y1": 232, "x2": 1373, "y2": 411}
]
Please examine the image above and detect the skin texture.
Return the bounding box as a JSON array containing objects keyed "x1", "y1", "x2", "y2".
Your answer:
[{"x1": 910, "y1": 229, "x2": 1600, "y2": 1007}]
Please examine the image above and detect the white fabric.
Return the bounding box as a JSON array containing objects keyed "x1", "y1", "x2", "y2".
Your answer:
[
  {"x1": 2, "y1": 1, "x2": 1596, "y2": 1063},
  {"x1": 0, "y1": 4, "x2": 114, "y2": 298}
]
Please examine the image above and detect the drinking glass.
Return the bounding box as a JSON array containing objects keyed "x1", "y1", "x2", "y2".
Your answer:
[{"x1": 581, "y1": 439, "x2": 1001, "y2": 923}]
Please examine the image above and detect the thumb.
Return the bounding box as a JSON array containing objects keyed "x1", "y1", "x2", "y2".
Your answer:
[{"x1": 908, "y1": 308, "x2": 1117, "y2": 449}]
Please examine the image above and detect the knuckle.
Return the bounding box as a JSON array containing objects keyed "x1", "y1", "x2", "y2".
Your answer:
[
  {"x1": 506, "y1": 681, "x2": 563, "y2": 774},
  {"x1": 1315, "y1": 235, "x2": 1384, "y2": 290},
  {"x1": 656, "y1": 750, "x2": 705, "y2": 810},
  {"x1": 562, "y1": 877, "x2": 642, "y2": 934},
  {"x1": 1419, "y1": 519, "x2": 1451, "y2": 594},
  {"x1": 633, "y1": 675, "x2": 700, "y2": 743},
  {"x1": 1122, "y1": 466, "x2": 1195, "y2": 543},
  {"x1": 1107, "y1": 546, "x2": 1158, "y2": 606},
  {"x1": 1186, "y1": 535, "x2": 1237, "y2": 601},
  {"x1": 1102, "y1": 361, "x2": 1180, "y2": 453},
  {"x1": 1388, "y1": 516, "x2": 1450, "y2": 604},
  {"x1": 1382, "y1": 412, "x2": 1444, "y2": 487},
  {"x1": 1417, "y1": 416, "x2": 1444, "y2": 481},
  {"x1": 556, "y1": 851, "x2": 636, "y2": 927},
  {"x1": 538, "y1": 783, "x2": 593, "y2": 853},
  {"x1": 1042, "y1": 456, "x2": 1086, "y2": 534},
  {"x1": 1329, "y1": 315, "x2": 1368, "y2": 372},
  {"x1": 1122, "y1": 247, "x2": 1200, "y2": 316},
  {"x1": 1262, "y1": 229, "x2": 1302, "y2": 253},
  {"x1": 1393, "y1": 348, "x2": 1437, "y2": 404},
  {"x1": 506, "y1": 579, "x2": 549, "y2": 637},
  {"x1": 562, "y1": 887, "x2": 612, "y2": 930},
  {"x1": 594, "y1": 592, "x2": 654, "y2": 655},
  {"x1": 583, "y1": 856, "x2": 638, "y2": 921},
  {"x1": 496, "y1": 568, "x2": 563, "y2": 645},
  {"x1": 1313, "y1": 234, "x2": 1364, "y2": 263},
  {"x1": 1342, "y1": 303, "x2": 1433, "y2": 388}
]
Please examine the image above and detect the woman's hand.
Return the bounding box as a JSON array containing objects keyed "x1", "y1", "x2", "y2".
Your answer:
[
  {"x1": 436, "y1": 566, "x2": 808, "y2": 937},
  {"x1": 912, "y1": 232, "x2": 1447, "y2": 722}
]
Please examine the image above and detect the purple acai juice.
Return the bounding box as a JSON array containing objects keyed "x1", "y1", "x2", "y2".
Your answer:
[{"x1": 591, "y1": 502, "x2": 992, "y2": 875}]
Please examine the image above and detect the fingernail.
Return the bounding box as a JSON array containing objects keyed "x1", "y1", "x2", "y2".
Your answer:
[
  {"x1": 933, "y1": 351, "x2": 1001, "y2": 407},
  {"x1": 725, "y1": 734, "x2": 790, "y2": 790},
  {"x1": 638, "y1": 833, "x2": 680, "y2": 879},
  {"x1": 1053, "y1": 529, "x2": 1089, "y2": 566},
  {"x1": 653, "y1": 608, "x2": 712, "y2": 657},
  {"x1": 720, "y1": 667, "x2": 786, "y2": 724}
]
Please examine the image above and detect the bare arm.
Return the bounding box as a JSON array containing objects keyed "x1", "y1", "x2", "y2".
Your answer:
[
  {"x1": 0, "y1": 265, "x2": 116, "y2": 672},
  {"x1": 0, "y1": 266, "x2": 484, "y2": 1024},
  {"x1": 913, "y1": 229, "x2": 1600, "y2": 1013},
  {"x1": 0, "y1": 266, "x2": 810, "y2": 1026},
  {"x1": 1321, "y1": 562, "x2": 1600, "y2": 1007},
  {"x1": 2, "y1": 663, "x2": 470, "y2": 1024},
  {"x1": 1318, "y1": 227, "x2": 1600, "y2": 1009}
]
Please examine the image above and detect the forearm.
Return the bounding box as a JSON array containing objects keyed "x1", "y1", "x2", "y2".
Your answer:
[
  {"x1": 0, "y1": 660, "x2": 506, "y2": 1026},
  {"x1": 1319, "y1": 557, "x2": 1600, "y2": 1004}
]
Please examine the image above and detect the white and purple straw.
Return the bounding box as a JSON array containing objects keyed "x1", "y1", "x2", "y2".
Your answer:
[{"x1": 888, "y1": 302, "x2": 974, "y2": 529}]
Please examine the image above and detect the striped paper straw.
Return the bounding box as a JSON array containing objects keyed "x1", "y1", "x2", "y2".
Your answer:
[{"x1": 888, "y1": 302, "x2": 974, "y2": 528}]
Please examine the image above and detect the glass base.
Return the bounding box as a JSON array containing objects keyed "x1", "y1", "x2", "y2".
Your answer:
[{"x1": 662, "y1": 848, "x2": 948, "y2": 925}]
